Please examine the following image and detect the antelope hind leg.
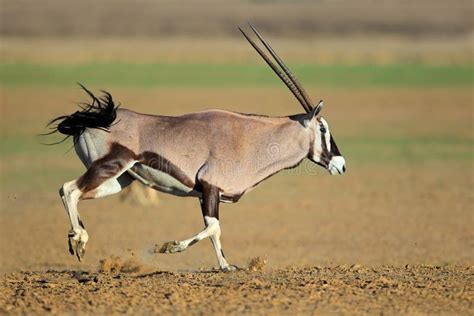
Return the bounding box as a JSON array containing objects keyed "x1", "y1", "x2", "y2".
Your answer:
[
  {"x1": 60, "y1": 181, "x2": 89, "y2": 261},
  {"x1": 60, "y1": 158, "x2": 136, "y2": 261}
]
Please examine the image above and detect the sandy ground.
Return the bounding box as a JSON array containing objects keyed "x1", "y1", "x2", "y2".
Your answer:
[{"x1": 1, "y1": 264, "x2": 473, "y2": 315}]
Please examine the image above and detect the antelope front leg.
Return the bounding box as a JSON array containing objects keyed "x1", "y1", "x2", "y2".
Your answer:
[
  {"x1": 159, "y1": 181, "x2": 237, "y2": 272},
  {"x1": 158, "y1": 216, "x2": 220, "y2": 254}
]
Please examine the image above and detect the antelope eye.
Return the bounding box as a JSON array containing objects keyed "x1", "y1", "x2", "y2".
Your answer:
[{"x1": 320, "y1": 127, "x2": 326, "y2": 133}]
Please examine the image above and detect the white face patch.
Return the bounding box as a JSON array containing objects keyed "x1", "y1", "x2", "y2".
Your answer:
[
  {"x1": 328, "y1": 156, "x2": 346, "y2": 175},
  {"x1": 311, "y1": 117, "x2": 331, "y2": 163},
  {"x1": 320, "y1": 118, "x2": 331, "y2": 152},
  {"x1": 310, "y1": 117, "x2": 346, "y2": 175}
]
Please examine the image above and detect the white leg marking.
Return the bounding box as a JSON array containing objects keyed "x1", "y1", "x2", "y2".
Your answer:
[
  {"x1": 60, "y1": 180, "x2": 88, "y2": 260},
  {"x1": 210, "y1": 231, "x2": 232, "y2": 270},
  {"x1": 159, "y1": 217, "x2": 218, "y2": 252},
  {"x1": 93, "y1": 178, "x2": 123, "y2": 197},
  {"x1": 159, "y1": 216, "x2": 237, "y2": 271}
]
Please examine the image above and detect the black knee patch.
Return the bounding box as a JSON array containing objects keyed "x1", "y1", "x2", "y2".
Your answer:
[
  {"x1": 188, "y1": 239, "x2": 199, "y2": 247},
  {"x1": 78, "y1": 218, "x2": 86, "y2": 229}
]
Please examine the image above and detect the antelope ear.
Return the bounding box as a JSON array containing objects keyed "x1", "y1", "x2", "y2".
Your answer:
[{"x1": 303, "y1": 100, "x2": 323, "y2": 127}]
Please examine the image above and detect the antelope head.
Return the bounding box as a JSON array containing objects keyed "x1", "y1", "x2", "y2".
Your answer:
[{"x1": 239, "y1": 24, "x2": 346, "y2": 175}]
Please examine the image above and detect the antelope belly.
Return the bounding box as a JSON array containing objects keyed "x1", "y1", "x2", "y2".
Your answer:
[{"x1": 130, "y1": 164, "x2": 194, "y2": 196}]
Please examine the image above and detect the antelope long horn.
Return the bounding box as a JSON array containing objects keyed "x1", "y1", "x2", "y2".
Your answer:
[
  {"x1": 248, "y1": 23, "x2": 314, "y2": 112},
  {"x1": 238, "y1": 27, "x2": 311, "y2": 113}
]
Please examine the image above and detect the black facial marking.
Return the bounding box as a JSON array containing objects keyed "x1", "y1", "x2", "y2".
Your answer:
[
  {"x1": 330, "y1": 135, "x2": 342, "y2": 156},
  {"x1": 307, "y1": 137, "x2": 314, "y2": 159},
  {"x1": 318, "y1": 124, "x2": 332, "y2": 167}
]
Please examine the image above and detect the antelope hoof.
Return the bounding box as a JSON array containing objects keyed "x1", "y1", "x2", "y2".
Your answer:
[
  {"x1": 158, "y1": 240, "x2": 184, "y2": 254},
  {"x1": 76, "y1": 241, "x2": 87, "y2": 262},
  {"x1": 68, "y1": 235, "x2": 76, "y2": 255},
  {"x1": 67, "y1": 229, "x2": 88, "y2": 261},
  {"x1": 222, "y1": 265, "x2": 239, "y2": 272}
]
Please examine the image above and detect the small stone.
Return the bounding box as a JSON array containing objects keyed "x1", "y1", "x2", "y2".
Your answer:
[{"x1": 247, "y1": 257, "x2": 267, "y2": 272}]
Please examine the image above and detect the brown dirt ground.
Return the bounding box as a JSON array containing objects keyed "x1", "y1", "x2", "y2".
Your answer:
[
  {"x1": 1, "y1": 264, "x2": 473, "y2": 315},
  {"x1": 1, "y1": 87, "x2": 473, "y2": 314}
]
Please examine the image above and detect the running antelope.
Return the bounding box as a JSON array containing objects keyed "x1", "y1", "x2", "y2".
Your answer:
[{"x1": 47, "y1": 25, "x2": 346, "y2": 271}]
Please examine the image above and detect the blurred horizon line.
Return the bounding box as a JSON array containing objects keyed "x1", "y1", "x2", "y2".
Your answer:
[{"x1": 1, "y1": 0, "x2": 472, "y2": 39}]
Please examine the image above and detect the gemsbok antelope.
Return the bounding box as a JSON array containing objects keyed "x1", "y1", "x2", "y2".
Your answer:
[{"x1": 47, "y1": 25, "x2": 346, "y2": 271}]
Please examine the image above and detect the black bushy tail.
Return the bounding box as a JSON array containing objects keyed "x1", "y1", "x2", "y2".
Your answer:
[{"x1": 44, "y1": 84, "x2": 119, "y2": 144}]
